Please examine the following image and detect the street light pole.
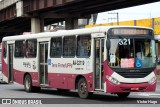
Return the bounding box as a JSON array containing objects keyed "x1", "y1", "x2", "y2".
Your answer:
[
  {"x1": 108, "y1": 12, "x2": 119, "y2": 25},
  {"x1": 117, "y1": 12, "x2": 119, "y2": 25}
]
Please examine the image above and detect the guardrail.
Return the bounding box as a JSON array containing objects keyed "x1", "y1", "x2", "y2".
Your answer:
[{"x1": 0, "y1": 0, "x2": 19, "y2": 10}]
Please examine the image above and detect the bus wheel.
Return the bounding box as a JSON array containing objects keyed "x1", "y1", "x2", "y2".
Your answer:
[
  {"x1": 78, "y1": 78, "x2": 92, "y2": 99},
  {"x1": 117, "y1": 92, "x2": 130, "y2": 98},
  {"x1": 24, "y1": 74, "x2": 33, "y2": 92}
]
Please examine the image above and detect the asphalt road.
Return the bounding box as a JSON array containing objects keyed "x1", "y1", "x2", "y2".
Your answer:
[{"x1": 0, "y1": 82, "x2": 160, "y2": 107}]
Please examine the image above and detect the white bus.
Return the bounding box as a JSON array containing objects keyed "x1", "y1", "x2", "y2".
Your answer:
[
  {"x1": 0, "y1": 48, "x2": 2, "y2": 82},
  {"x1": 1, "y1": 26, "x2": 157, "y2": 98}
]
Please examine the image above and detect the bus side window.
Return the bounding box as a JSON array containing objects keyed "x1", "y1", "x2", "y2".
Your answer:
[
  {"x1": 50, "y1": 37, "x2": 62, "y2": 57},
  {"x1": 26, "y1": 39, "x2": 37, "y2": 58},
  {"x1": 15, "y1": 40, "x2": 25, "y2": 58},
  {"x1": 77, "y1": 35, "x2": 91, "y2": 57},
  {"x1": 3, "y1": 41, "x2": 7, "y2": 58},
  {"x1": 63, "y1": 36, "x2": 76, "y2": 57}
]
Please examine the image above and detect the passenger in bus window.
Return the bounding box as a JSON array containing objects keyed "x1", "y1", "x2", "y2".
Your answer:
[{"x1": 26, "y1": 42, "x2": 33, "y2": 57}]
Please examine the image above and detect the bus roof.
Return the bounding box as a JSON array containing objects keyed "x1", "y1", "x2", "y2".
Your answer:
[{"x1": 2, "y1": 26, "x2": 153, "y2": 41}]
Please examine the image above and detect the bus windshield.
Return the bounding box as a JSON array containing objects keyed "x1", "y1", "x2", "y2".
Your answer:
[{"x1": 108, "y1": 38, "x2": 156, "y2": 68}]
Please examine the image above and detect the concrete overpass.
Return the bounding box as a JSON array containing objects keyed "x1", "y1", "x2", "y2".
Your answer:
[{"x1": 0, "y1": 0, "x2": 160, "y2": 40}]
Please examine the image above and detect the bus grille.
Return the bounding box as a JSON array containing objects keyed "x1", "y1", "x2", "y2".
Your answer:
[
  {"x1": 112, "y1": 68, "x2": 154, "y2": 78},
  {"x1": 116, "y1": 71, "x2": 151, "y2": 78}
]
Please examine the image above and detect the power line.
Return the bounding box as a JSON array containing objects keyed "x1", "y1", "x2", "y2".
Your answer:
[{"x1": 108, "y1": 12, "x2": 119, "y2": 25}]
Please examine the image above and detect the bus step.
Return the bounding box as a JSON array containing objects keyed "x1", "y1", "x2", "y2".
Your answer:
[
  {"x1": 40, "y1": 84, "x2": 49, "y2": 87},
  {"x1": 9, "y1": 81, "x2": 14, "y2": 83},
  {"x1": 94, "y1": 89, "x2": 104, "y2": 92}
]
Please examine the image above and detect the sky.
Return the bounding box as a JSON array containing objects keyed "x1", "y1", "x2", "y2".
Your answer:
[{"x1": 96, "y1": 1, "x2": 160, "y2": 24}]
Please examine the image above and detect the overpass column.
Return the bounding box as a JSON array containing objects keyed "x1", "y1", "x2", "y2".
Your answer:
[
  {"x1": 65, "y1": 18, "x2": 78, "y2": 30},
  {"x1": 31, "y1": 17, "x2": 44, "y2": 33}
]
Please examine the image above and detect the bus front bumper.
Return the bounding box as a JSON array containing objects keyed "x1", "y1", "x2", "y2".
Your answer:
[{"x1": 106, "y1": 80, "x2": 156, "y2": 93}]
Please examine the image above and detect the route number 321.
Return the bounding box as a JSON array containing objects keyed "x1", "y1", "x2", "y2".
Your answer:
[{"x1": 119, "y1": 39, "x2": 131, "y2": 45}]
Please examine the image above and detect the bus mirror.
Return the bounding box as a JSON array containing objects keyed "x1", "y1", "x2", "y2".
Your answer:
[{"x1": 106, "y1": 40, "x2": 110, "y2": 49}]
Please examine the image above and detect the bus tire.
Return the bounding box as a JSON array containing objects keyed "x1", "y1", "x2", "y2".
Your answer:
[
  {"x1": 117, "y1": 92, "x2": 130, "y2": 98},
  {"x1": 24, "y1": 74, "x2": 33, "y2": 92},
  {"x1": 78, "y1": 78, "x2": 92, "y2": 99}
]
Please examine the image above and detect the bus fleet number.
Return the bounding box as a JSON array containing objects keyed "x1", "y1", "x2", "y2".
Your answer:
[
  {"x1": 119, "y1": 39, "x2": 130, "y2": 45},
  {"x1": 73, "y1": 60, "x2": 85, "y2": 65}
]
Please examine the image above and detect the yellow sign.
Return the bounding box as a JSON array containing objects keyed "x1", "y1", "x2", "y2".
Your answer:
[
  {"x1": 102, "y1": 23, "x2": 110, "y2": 26},
  {"x1": 136, "y1": 19, "x2": 152, "y2": 28},
  {"x1": 119, "y1": 20, "x2": 134, "y2": 26},
  {"x1": 84, "y1": 17, "x2": 160, "y2": 35},
  {"x1": 154, "y1": 18, "x2": 160, "y2": 35},
  {"x1": 85, "y1": 24, "x2": 101, "y2": 28}
]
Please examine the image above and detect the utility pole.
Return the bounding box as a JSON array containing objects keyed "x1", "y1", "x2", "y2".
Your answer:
[{"x1": 108, "y1": 12, "x2": 119, "y2": 25}]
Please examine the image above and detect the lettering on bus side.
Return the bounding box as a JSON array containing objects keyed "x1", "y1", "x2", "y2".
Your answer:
[
  {"x1": 23, "y1": 61, "x2": 36, "y2": 70},
  {"x1": 32, "y1": 61, "x2": 36, "y2": 70},
  {"x1": 23, "y1": 62, "x2": 31, "y2": 68},
  {"x1": 73, "y1": 60, "x2": 85, "y2": 65},
  {"x1": 75, "y1": 68, "x2": 84, "y2": 70},
  {"x1": 51, "y1": 63, "x2": 73, "y2": 68}
]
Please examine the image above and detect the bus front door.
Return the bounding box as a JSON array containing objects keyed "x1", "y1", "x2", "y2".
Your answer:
[
  {"x1": 94, "y1": 38, "x2": 104, "y2": 90},
  {"x1": 8, "y1": 44, "x2": 14, "y2": 83},
  {"x1": 39, "y1": 42, "x2": 48, "y2": 85}
]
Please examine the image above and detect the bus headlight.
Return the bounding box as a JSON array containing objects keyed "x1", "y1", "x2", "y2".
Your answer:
[
  {"x1": 148, "y1": 76, "x2": 156, "y2": 84},
  {"x1": 107, "y1": 76, "x2": 120, "y2": 85}
]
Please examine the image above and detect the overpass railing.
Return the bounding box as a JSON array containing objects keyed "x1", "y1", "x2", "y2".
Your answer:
[{"x1": 0, "y1": 0, "x2": 19, "y2": 10}]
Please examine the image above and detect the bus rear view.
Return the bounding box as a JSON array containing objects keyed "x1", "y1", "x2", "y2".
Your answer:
[{"x1": 105, "y1": 27, "x2": 157, "y2": 97}]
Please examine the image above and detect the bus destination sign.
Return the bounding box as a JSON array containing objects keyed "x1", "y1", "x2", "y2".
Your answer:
[{"x1": 111, "y1": 28, "x2": 150, "y2": 35}]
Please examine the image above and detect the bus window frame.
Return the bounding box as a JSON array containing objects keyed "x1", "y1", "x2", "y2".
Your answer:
[
  {"x1": 76, "y1": 35, "x2": 91, "y2": 58},
  {"x1": 63, "y1": 35, "x2": 76, "y2": 58},
  {"x1": 3, "y1": 41, "x2": 7, "y2": 58},
  {"x1": 50, "y1": 37, "x2": 62, "y2": 58},
  {"x1": 25, "y1": 39, "x2": 37, "y2": 58},
  {"x1": 14, "y1": 40, "x2": 26, "y2": 58}
]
